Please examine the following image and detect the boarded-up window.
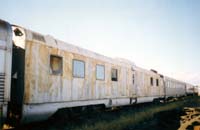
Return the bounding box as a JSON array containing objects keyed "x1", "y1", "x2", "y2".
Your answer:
[
  {"x1": 156, "y1": 79, "x2": 159, "y2": 86},
  {"x1": 50, "y1": 55, "x2": 63, "y2": 75},
  {"x1": 73, "y1": 60, "x2": 85, "y2": 78},
  {"x1": 96, "y1": 65, "x2": 105, "y2": 80},
  {"x1": 111, "y1": 69, "x2": 118, "y2": 81},
  {"x1": 150, "y1": 77, "x2": 153, "y2": 86}
]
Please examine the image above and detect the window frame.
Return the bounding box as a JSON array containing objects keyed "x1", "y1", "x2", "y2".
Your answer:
[
  {"x1": 49, "y1": 54, "x2": 63, "y2": 75},
  {"x1": 111, "y1": 68, "x2": 118, "y2": 82},
  {"x1": 72, "y1": 59, "x2": 85, "y2": 78},
  {"x1": 96, "y1": 64, "x2": 105, "y2": 80}
]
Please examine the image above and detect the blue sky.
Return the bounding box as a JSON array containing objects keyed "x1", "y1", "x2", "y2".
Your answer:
[{"x1": 1, "y1": 0, "x2": 200, "y2": 85}]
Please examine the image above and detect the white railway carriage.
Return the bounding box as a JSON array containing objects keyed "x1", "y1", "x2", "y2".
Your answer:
[
  {"x1": 164, "y1": 77, "x2": 186, "y2": 98},
  {"x1": 0, "y1": 19, "x2": 197, "y2": 127}
]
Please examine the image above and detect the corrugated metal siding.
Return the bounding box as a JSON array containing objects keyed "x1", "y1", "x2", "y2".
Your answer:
[{"x1": 0, "y1": 73, "x2": 5, "y2": 103}]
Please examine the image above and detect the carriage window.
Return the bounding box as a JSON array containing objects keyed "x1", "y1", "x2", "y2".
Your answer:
[
  {"x1": 156, "y1": 79, "x2": 159, "y2": 86},
  {"x1": 73, "y1": 60, "x2": 85, "y2": 78},
  {"x1": 96, "y1": 65, "x2": 105, "y2": 80},
  {"x1": 132, "y1": 74, "x2": 135, "y2": 84},
  {"x1": 150, "y1": 77, "x2": 153, "y2": 86},
  {"x1": 111, "y1": 69, "x2": 118, "y2": 81},
  {"x1": 50, "y1": 55, "x2": 63, "y2": 75}
]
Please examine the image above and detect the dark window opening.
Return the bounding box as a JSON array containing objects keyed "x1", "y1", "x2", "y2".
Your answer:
[
  {"x1": 50, "y1": 55, "x2": 63, "y2": 75},
  {"x1": 150, "y1": 77, "x2": 153, "y2": 86},
  {"x1": 14, "y1": 28, "x2": 23, "y2": 36},
  {"x1": 156, "y1": 79, "x2": 159, "y2": 86},
  {"x1": 111, "y1": 69, "x2": 118, "y2": 81}
]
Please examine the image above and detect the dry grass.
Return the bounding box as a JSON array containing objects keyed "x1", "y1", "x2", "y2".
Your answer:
[
  {"x1": 73, "y1": 97, "x2": 196, "y2": 130},
  {"x1": 16, "y1": 96, "x2": 199, "y2": 130}
]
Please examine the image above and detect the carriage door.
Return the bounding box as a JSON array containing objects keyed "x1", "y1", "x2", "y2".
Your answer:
[
  {"x1": 0, "y1": 20, "x2": 13, "y2": 123},
  {"x1": 131, "y1": 66, "x2": 137, "y2": 97}
]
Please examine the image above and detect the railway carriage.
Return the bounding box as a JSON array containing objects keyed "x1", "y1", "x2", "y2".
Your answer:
[
  {"x1": 22, "y1": 30, "x2": 137, "y2": 122},
  {"x1": 0, "y1": 19, "x2": 197, "y2": 127},
  {"x1": 164, "y1": 77, "x2": 186, "y2": 98},
  {"x1": 186, "y1": 83, "x2": 196, "y2": 96}
]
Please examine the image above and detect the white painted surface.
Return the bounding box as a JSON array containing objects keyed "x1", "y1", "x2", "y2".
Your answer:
[{"x1": 12, "y1": 26, "x2": 26, "y2": 49}]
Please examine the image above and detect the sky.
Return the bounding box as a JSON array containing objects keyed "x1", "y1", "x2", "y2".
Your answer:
[{"x1": 0, "y1": 0, "x2": 200, "y2": 85}]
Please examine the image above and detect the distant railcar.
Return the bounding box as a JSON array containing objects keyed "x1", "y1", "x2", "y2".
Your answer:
[
  {"x1": 0, "y1": 19, "x2": 197, "y2": 127},
  {"x1": 193, "y1": 85, "x2": 199, "y2": 95},
  {"x1": 164, "y1": 77, "x2": 186, "y2": 98},
  {"x1": 186, "y1": 83, "x2": 196, "y2": 96}
]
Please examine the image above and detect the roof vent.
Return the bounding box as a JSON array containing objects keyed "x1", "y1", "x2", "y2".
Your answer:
[
  {"x1": 150, "y1": 69, "x2": 157, "y2": 73},
  {"x1": 32, "y1": 32, "x2": 45, "y2": 42},
  {"x1": 159, "y1": 74, "x2": 164, "y2": 78}
]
